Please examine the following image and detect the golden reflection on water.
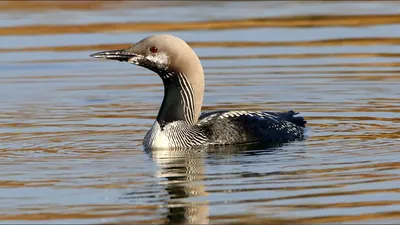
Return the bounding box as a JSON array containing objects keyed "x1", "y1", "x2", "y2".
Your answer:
[
  {"x1": 2, "y1": 14, "x2": 400, "y2": 36},
  {"x1": 1, "y1": 1, "x2": 400, "y2": 224}
]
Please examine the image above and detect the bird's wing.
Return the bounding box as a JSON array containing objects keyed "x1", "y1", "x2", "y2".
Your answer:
[{"x1": 197, "y1": 110, "x2": 306, "y2": 145}]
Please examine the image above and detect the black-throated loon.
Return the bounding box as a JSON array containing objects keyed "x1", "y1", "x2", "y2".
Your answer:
[{"x1": 90, "y1": 34, "x2": 307, "y2": 149}]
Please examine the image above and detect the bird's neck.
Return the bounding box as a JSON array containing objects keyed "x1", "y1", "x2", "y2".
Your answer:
[{"x1": 156, "y1": 71, "x2": 204, "y2": 129}]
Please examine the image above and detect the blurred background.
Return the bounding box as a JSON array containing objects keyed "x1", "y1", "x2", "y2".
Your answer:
[{"x1": 0, "y1": 1, "x2": 399, "y2": 224}]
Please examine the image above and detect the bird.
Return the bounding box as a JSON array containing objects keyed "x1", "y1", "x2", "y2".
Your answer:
[{"x1": 90, "y1": 34, "x2": 307, "y2": 149}]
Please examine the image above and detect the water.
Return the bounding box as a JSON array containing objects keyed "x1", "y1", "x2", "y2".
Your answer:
[{"x1": 1, "y1": 1, "x2": 399, "y2": 224}]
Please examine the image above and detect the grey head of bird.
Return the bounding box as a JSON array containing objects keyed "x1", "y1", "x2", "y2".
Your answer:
[
  {"x1": 90, "y1": 34, "x2": 204, "y2": 80},
  {"x1": 90, "y1": 34, "x2": 206, "y2": 123}
]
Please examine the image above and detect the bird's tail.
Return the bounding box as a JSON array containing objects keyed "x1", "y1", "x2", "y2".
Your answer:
[{"x1": 277, "y1": 110, "x2": 307, "y2": 128}]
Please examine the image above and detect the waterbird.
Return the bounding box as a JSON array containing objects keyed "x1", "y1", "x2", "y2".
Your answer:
[{"x1": 90, "y1": 34, "x2": 307, "y2": 149}]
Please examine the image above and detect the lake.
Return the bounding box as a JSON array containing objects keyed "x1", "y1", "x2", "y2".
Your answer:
[{"x1": 0, "y1": 1, "x2": 399, "y2": 224}]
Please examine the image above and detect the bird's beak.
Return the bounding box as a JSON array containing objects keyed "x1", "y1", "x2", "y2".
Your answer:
[{"x1": 90, "y1": 49, "x2": 138, "y2": 62}]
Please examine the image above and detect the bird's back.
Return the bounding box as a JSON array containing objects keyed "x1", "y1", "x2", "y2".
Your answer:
[{"x1": 196, "y1": 110, "x2": 306, "y2": 145}]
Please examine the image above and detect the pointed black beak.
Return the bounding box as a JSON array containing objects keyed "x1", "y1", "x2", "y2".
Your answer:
[{"x1": 90, "y1": 49, "x2": 137, "y2": 62}]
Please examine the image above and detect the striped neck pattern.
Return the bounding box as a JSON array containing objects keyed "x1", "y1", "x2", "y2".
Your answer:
[{"x1": 156, "y1": 71, "x2": 197, "y2": 129}]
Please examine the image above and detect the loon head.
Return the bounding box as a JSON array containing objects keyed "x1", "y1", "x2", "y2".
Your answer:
[
  {"x1": 90, "y1": 34, "x2": 203, "y2": 79},
  {"x1": 90, "y1": 34, "x2": 205, "y2": 124}
]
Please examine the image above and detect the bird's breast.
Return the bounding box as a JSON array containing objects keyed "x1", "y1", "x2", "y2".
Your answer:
[{"x1": 143, "y1": 121, "x2": 171, "y2": 149}]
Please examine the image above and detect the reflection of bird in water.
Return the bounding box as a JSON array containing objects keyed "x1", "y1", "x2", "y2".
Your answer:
[
  {"x1": 144, "y1": 144, "x2": 282, "y2": 225},
  {"x1": 148, "y1": 148, "x2": 209, "y2": 225},
  {"x1": 91, "y1": 34, "x2": 307, "y2": 149}
]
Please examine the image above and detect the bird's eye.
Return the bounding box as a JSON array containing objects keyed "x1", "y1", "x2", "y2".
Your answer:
[{"x1": 149, "y1": 46, "x2": 158, "y2": 53}]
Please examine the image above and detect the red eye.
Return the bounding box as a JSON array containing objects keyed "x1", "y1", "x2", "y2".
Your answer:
[{"x1": 150, "y1": 46, "x2": 158, "y2": 53}]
